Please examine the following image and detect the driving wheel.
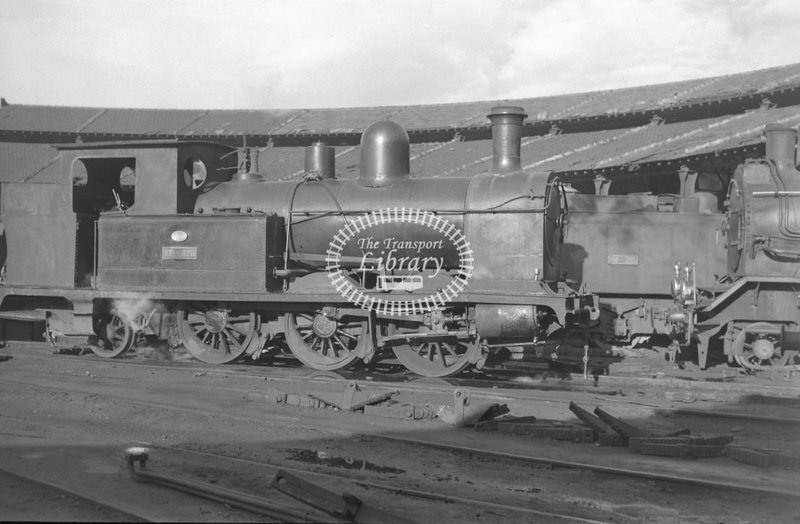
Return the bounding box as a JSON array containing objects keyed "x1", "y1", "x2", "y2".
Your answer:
[
  {"x1": 178, "y1": 305, "x2": 259, "y2": 364},
  {"x1": 392, "y1": 338, "x2": 478, "y2": 377},
  {"x1": 284, "y1": 311, "x2": 367, "y2": 370},
  {"x1": 91, "y1": 312, "x2": 134, "y2": 358}
]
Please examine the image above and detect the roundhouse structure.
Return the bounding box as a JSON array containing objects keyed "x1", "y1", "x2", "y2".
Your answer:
[{"x1": 1, "y1": 63, "x2": 800, "y2": 373}]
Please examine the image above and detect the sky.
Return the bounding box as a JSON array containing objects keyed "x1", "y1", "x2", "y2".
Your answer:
[{"x1": 1, "y1": 0, "x2": 800, "y2": 110}]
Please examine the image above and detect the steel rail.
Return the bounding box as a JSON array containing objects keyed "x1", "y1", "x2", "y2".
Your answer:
[
  {"x1": 124, "y1": 448, "x2": 332, "y2": 523},
  {"x1": 666, "y1": 407, "x2": 800, "y2": 426},
  {"x1": 0, "y1": 363, "x2": 655, "y2": 429},
  {"x1": 135, "y1": 442, "x2": 610, "y2": 524},
  {"x1": 8, "y1": 349, "x2": 800, "y2": 423},
  {"x1": 365, "y1": 433, "x2": 800, "y2": 499},
  {"x1": 4, "y1": 362, "x2": 799, "y2": 516},
  {"x1": 6, "y1": 368, "x2": 800, "y2": 482},
  {"x1": 26, "y1": 338, "x2": 800, "y2": 396},
  {"x1": 8, "y1": 345, "x2": 800, "y2": 425}
]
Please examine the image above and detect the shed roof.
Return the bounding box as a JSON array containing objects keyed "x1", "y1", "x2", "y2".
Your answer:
[
  {"x1": 2, "y1": 62, "x2": 800, "y2": 184},
  {"x1": 3, "y1": 62, "x2": 799, "y2": 138}
]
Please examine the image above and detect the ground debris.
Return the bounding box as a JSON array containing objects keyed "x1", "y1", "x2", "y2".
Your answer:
[
  {"x1": 664, "y1": 390, "x2": 719, "y2": 402},
  {"x1": 564, "y1": 402, "x2": 800, "y2": 467},
  {"x1": 363, "y1": 402, "x2": 437, "y2": 420},
  {"x1": 437, "y1": 389, "x2": 509, "y2": 427},
  {"x1": 243, "y1": 383, "x2": 431, "y2": 418},
  {"x1": 726, "y1": 446, "x2": 800, "y2": 469},
  {"x1": 283, "y1": 448, "x2": 406, "y2": 474},
  {"x1": 53, "y1": 346, "x2": 92, "y2": 356},
  {"x1": 483, "y1": 417, "x2": 596, "y2": 442},
  {"x1": 628, "y1": 436, "x2": 730, "y2": 458}
]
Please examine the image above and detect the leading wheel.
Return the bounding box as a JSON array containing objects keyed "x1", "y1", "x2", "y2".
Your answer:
[
  {"x1": 91, "y1": 313, "x2": 134, "y2": 358},
  {"x1": 284, "y1": 311, "x2": 366, "y2": 371},
  {"x1": 731, "y1": 322, "x2": 788, "y2": 371},
  {"x1": 177, "y1": 305, "x2": 259, "y2": 364},
  {"x1": 392, "y1": 338, "x2": 478, "y2": 377}
]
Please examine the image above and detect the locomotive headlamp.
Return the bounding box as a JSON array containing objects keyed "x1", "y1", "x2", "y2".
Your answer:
[{"x1": 171, "y1": 230, "x2": 188, "y2": 242}]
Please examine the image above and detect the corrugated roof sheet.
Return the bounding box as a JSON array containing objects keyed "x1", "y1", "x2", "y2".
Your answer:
[
  {"x1": 256, "y1": 105, "x2": 800, "y2": 180},
  {"x1": 80, "y1": 108, "x2": 206, "y2": 135},
  {"x1": 527, "y1": 107, "x2": 800, "y2": 172},
  {"x1": 0, "y1": 142, "x2": 60, "y2": 183},
  {"x1": 0, "y1": 105, "x2": 101, "y2": 133},
  {"x1": 3, "y1": 62, "x2": 800, "y2": 184},
  {"x1": 5, "y1": 105, "x2": 798, "y2": 185},
  {"x1": 181, "y1": 109, "x2": 303, "y2": 136}
]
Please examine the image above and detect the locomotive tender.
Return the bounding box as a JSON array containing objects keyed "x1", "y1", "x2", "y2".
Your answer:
[{"x1": 0, "y1": 106, "x2": 597, "y2": 377}]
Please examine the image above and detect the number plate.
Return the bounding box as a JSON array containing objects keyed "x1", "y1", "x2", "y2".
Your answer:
[
  {"x1": 162, "y1": 246, "x2": 197, "y2": 260},
  {"x1": 607, "y1": 254, "x2": 638, "y2": 265}
]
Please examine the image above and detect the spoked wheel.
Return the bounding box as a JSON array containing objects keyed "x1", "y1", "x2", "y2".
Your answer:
[
  {"x1": 177, "y1": 305, "x2": 259, "y2": 364},
  {"x1": 392, "y1": 338, "x2": 479, "y2": 377},
  {"x1": 731, "y1": 322, "x2": 795, "y2": 371},
  {"x1": 91, "y1": 313, "x2": 134, "y2": 358},
  {"x1": 284, "y1": 311, "x2": 367, "y2": 370}
]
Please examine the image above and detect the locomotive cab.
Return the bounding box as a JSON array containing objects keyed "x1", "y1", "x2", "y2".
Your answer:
[
  {"x1": 2, "y1": 140, "x2": 235, "y2": 289},
  {"x1": 0, "y1": 140, "x2": 236, "y2": 346}
]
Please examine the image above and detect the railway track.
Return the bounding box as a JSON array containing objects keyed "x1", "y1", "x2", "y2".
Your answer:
[
  {"x1": 6, "y1": 344, "x2": 800, "y2": 453},
  {"x1": 0, "y1": 422, "x2": 608, "y2": 523},
  {"x1": 2, "y1": 371, "x2": 799, "y2": 503},
  {"x1": 364, "y1": 433, "x2": 800, "y2": 499},
  {"x1": 665, "y1": 406, "x2": 800, "y2": 426},
  {"x1": 125, "y1": 443, "x2": 611, "y2": 523},
  {"x1": 3, "y1": 342, "x2": 800, "y2": 522},
  {"x1": 0, "y1": 376, "x2": 614, "y2": 522},
  {"x1": 6, "y1": 344, "x2": 800, "y2": 448},
  {"x1": 12, "y1": 341, "x2": 800, "y2": 405}
]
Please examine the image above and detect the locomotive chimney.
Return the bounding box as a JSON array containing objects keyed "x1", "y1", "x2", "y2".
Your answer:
[
  {"x1": 488, "y1": 106, "x2": 528, "y2": 174},
  {"x1": 358, "y1": 120, "x2": 410, "y2": 187},
  {"x1": 765, "y1": 124, "x2": 799, "y2": 188},
  {"x1": 304, "y1": 142, "x2": 335, "y2": 179}
]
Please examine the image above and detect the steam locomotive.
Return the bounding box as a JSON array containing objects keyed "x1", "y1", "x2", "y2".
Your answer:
[
  {"x1": 0, "y1": 107, "x2": 597, "y2": 377},
  {"x1": 561, "y1": 124, "x2": 800, "y2": 373},
  {"x1": 670, "y1": 124, "x2": 800, "y2": 373},
  {"x1": 2, "y1": 105, "x2": 796, "y2": 376}
]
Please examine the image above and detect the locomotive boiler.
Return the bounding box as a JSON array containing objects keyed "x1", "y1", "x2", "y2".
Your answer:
[{"x1": 0, "y1": 106, "x2": 597, "y2": 377}]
